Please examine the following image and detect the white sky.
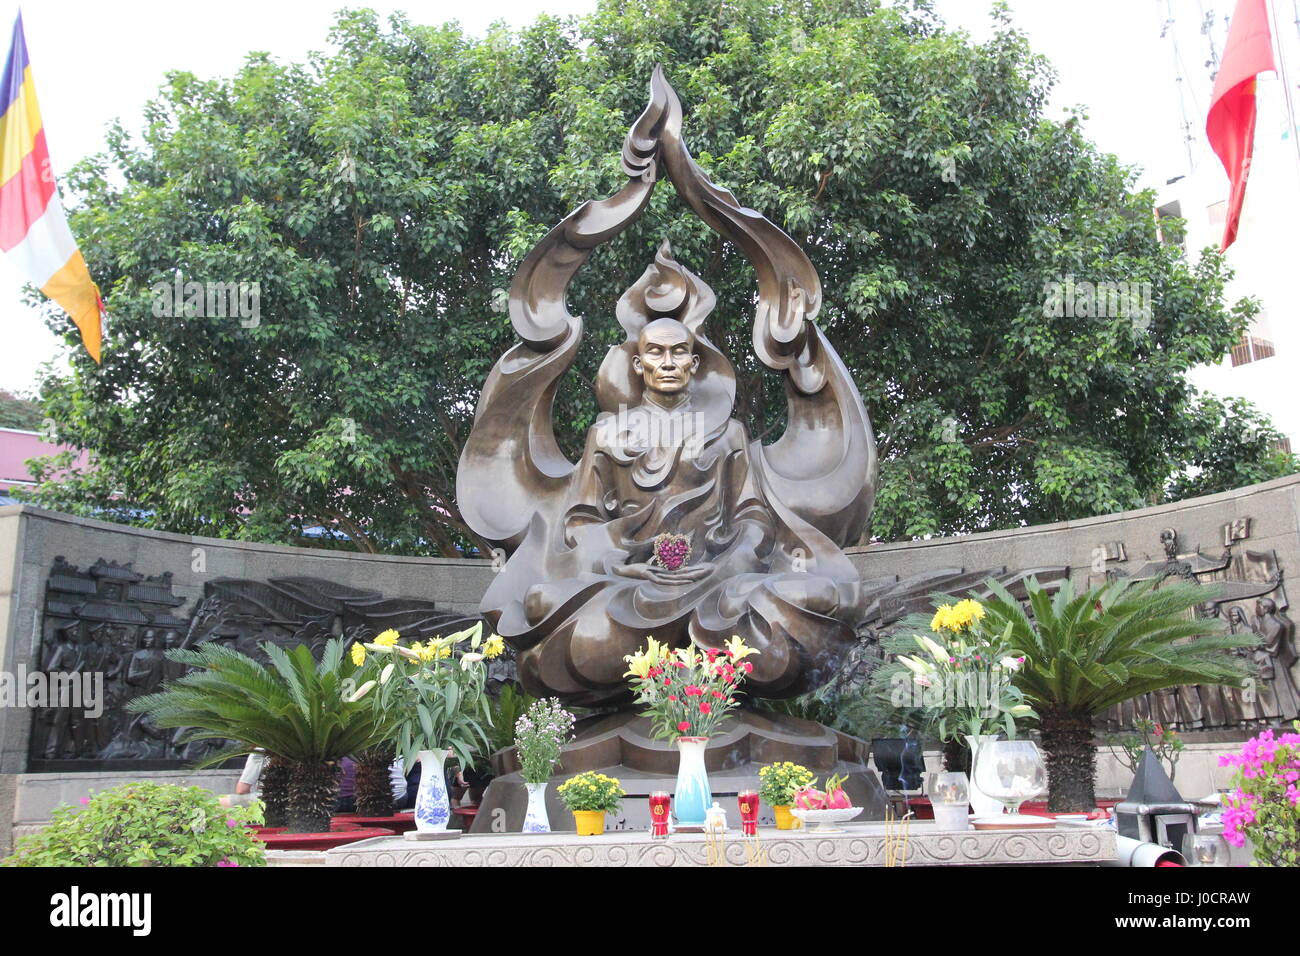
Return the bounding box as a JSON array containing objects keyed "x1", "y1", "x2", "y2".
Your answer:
[{"x1": 3, "y1": 0, "x2": 1296, "y2": 393}]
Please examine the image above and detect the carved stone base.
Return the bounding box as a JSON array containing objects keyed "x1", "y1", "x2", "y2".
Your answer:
[
  {"x1": 472, "y1": 710, "x2": 887, "y2": 833},
  {"x1": 325, "y1": 824, "x2": 1117, "y2": 867}
]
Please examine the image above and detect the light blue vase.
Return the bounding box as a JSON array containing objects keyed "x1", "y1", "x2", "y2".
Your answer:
[
  {"x1": 673, "y1": 737, "x2": 711, "y2": 829},
  {"x1": 414, "y1": 748, "x2": 450, "y2": 832}
]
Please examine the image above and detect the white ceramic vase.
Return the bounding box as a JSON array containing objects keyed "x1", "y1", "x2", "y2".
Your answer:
[
  {"x1": 965, "y1": 734, "x2": 1004, "y2": 817},
  {"x1": 414, "y1": 748, "x2": 450, "y2": 832},
  {"x1": 523, "y1": 781, "x2": 551, "y2": 833}
]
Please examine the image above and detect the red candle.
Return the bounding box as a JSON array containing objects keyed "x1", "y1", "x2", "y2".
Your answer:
[
  {"x1": 649, "y1": 791, "x2": 671, "y2": 838},
  {"x1": 737, "y1": 789, "x2": 759, "y2": 836}
]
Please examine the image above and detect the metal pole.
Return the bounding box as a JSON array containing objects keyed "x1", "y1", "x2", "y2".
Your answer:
[{"x1": 1269, "y1": 0, "x2": 1300, "y2": 180}]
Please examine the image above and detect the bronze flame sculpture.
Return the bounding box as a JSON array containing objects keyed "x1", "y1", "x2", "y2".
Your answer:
[{"x1": 458, "y1": 68, "x2": 876, "y2": 710}]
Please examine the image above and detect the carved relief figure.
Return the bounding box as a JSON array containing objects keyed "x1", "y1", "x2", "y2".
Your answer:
[
  {"x1": 1253, "y1": 597, "x2": 1300, "y2": 721},
  {"x1": 1226, "y1": 605, "x2": 1260, "y2": 725},
  {"x1": 33, "y1": 561, "x2": 482, "y2": 765}
]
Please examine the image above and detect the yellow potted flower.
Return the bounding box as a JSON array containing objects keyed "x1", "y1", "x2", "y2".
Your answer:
[
  {"x1": 758, "y1": 762, "x2": 815, "y2": 830},
  {"x1": 556, "y1": 771, "x2": 624, "y2": 836}
]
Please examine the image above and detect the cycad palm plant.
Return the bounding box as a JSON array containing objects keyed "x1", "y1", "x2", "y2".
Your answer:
[
  {"x1": 981, "y1": 576, "x2": 1250, "y2": 810},
  {"x1": 129, "y1": 638, "x2": 391, "y2": 832}
]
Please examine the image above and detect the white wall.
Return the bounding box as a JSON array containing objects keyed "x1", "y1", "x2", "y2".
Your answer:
[{"x1": 1166, "y1": 78, "x2": 1300, "y2": 451}]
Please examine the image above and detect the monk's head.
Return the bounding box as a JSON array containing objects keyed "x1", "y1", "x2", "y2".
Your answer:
[{"x1": 633, "y1": 318, "x2": 699, "y2": 396}]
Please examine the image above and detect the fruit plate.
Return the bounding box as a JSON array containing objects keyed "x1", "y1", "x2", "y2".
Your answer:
[{"x1": 789, "y1": 807, "x2": 862, "y2": 832}]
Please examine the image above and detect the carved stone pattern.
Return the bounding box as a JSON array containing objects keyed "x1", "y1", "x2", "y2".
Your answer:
[{"x1": 324, "y1": 827, "x2": 1114, "y2": 867}]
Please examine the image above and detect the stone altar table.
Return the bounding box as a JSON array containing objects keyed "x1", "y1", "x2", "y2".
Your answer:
[{"x1": 319, "y1": 822, "x2": 1117, "y2": 867}]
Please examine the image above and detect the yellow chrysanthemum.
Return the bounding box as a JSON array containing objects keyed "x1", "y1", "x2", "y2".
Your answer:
[
  {"x1": 350, "y1": 643, "x2": 366, "y2": 667},
  {"x1": 407, "y1": 641, "x2": 437, "y2": 663},
  {"x1": 931, "y1": 599, "x2": 985, "y2": 632},
  {"x1": 483, "y1": 635, "x2": 506, "y2": 659},
  {"x1": 949, "y1": 598, "x2": 985, "y2": 629},
  {"x1": 374, "y1": 629, "x2": 400, "y2": 647}
]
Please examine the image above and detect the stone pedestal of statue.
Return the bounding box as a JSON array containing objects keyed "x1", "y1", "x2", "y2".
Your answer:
[{"x1": 470, "y1": 710, "x2": 888, "y2": 833}]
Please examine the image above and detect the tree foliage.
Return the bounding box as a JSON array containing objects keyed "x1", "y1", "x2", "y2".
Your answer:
[
  {"x1": 26, "y1": 0, "x2": 1295, "y2": 552},
  {"x1": 0, "y1": 389, "x2": 43, "y2": 430}
]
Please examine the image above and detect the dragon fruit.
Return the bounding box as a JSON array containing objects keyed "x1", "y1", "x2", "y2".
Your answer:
[
  {"x1": 822, "y1": 773, "x2": 852, "y2": 810},
  {"x1": 793, "y1": 784, "x2": 825, "y2": 810}
]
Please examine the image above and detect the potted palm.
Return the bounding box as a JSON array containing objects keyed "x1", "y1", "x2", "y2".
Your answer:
[
  {"x1": 130, "y1": 638, "x2": 390, "y2": 833},
  {"x1": 981, "y1": 576, "x2": 1250, "y2": 811},
  {"x1": 350, "y1": 745, "x2": 398, "y2": 818}
]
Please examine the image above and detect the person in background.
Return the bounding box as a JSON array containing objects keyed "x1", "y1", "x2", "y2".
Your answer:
[
  {"x1": 336, "y1": 756, "x2": 357, "y2": 813},
  {"x1": 389, "y1": 758, "x2": 407, "y2": 806},
  {"x1": 219, "y1": 748, "x2": 266, "y2": 808}
]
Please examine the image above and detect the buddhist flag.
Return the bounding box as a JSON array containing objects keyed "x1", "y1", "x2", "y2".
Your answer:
[
  {"x1": 1206, "y1": 0, "x2": 1276, "y2": 252},
  {"x1": 0, "y1": 13, "x2": 102, "y2": 362}
]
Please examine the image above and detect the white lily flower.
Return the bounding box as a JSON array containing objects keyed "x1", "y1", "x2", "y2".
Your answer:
[
  {"x1": 347, "y1": 680, "x2": 377, "y2": 702},
  {"x1": 918, "y1": 635, "x2": 949, "y2": 664},
  {"x1": 899, "y1": 655, "x2": 931, "y2": 676},
  {"x1": 460, "y1": 652, "x2": 485, "y2": 670},
  {"x1": 449, "y1": 621, "x2": 483, "y2": 645}
]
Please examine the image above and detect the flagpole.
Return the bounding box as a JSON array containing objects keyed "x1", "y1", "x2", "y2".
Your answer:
[{"x1": 1268, "y1": 0, "x2": 1300, "y2": 183}]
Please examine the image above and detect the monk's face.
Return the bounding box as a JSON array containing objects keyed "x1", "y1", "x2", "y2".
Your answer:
[{"x1": 633, "y1": 319, "x2": 699, "y2": 395}]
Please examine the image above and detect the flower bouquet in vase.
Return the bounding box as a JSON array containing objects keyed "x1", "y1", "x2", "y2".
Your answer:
[
  {"x1": 356, "y1": 623, "x2": 502, "y2": 833},
  {"x1": 624, "y1": 635, "x2": 758, "y2": 832},
  {"x1": 513, "y1": 698, "x2": 575, "y2": 834},
  {"x1": 897, "y1": 598, "x2": 1035, "y2": 817}
]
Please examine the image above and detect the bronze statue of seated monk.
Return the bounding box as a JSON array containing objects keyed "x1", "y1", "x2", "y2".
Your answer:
[
  {"x1": 458, "y1": 68, "x2": 876, "y2": 710},
  {"x1": 457, "y1": 67, "x2": 889, "y2": 829}
]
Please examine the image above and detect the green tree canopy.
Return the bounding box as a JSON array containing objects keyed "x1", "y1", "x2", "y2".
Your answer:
[
  {"x1": 25, "y1": 0, "x2": 1295, "y2": 553},
  {"x1": 0, "y1": 389, "x2": 43, "y2": 431}
]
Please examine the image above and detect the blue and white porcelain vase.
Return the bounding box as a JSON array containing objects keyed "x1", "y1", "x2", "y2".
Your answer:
[
  {"x1": 523, "y1": 781, "x2": 550, "y2": 834},
  {"x1": 673, "y1": 736, "x2": 711, "y2": 830},
  {"x1": 414, "y1": 748, "x2": 450, "y2": 832}
]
